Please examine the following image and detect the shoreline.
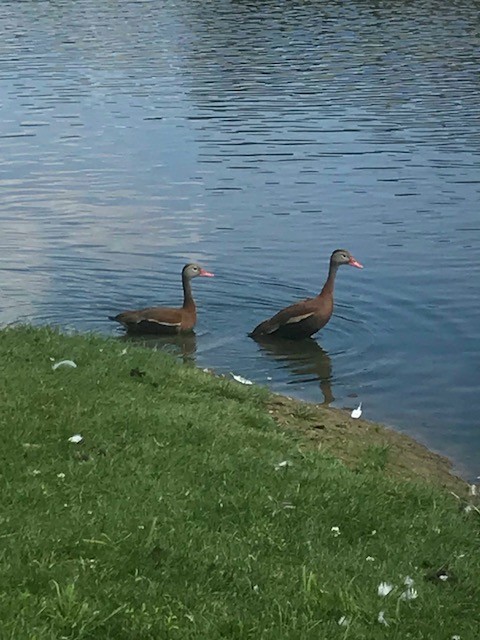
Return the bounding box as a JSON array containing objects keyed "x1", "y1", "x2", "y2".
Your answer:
[
  {"x1": 4, "y1": 323, "x2": 474, "y2": 495},
  {"x1": 264, "y1": 393, "x2": 470, "y2": 496},
  {"x1": 198, "y1": 363, "x2": 472, "y2": 496}
]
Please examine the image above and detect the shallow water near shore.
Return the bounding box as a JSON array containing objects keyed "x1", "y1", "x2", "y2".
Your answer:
[{"x1": 1, "y1": 0, "x2": 479, "y2": 478}]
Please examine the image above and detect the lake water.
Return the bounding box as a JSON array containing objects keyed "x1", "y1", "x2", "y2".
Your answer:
[{"x1": 1, "y1": 0, "x2": 479, "y2": 479}]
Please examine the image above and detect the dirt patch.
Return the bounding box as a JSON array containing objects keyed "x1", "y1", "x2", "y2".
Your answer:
[{"x1": 267, "y1": 394, "x2": 472, "y2": 497}]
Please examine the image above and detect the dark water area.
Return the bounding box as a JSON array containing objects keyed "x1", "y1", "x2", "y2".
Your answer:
[{"x1": 1, "y1": 0, "x2": 479, "y2": 479}]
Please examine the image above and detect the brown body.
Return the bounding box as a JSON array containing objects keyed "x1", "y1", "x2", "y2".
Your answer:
[
  {"x1": 250, "y1": 249, "x2": 362, "y2": 340},
  {"x1": 109, "y1": 263, "x2": 214, "y2": 334}
]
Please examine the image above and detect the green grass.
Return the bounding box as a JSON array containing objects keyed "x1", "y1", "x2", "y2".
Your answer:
[{"x1": 0, "y1": 326, "x2": 478, "y2": 639}]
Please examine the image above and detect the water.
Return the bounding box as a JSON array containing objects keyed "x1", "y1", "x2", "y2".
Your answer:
[{"x1": 1, "y1": 0, "x2": 479, "y2": 479}]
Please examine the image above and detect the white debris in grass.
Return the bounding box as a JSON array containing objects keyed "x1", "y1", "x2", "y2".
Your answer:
[
  {"x1": 400, "y1": 587, "x2": 418, "y2": 600},
  {"x1": 68, "y1": 434, "x2": 83, "y2": 444},
  {"x1": 377, "y1": 582, "x2": 394, "y2": 597},
  {"x1": 351, "y1": 402, "x2": 362, "y2": 419},
  {"x1": 378, "y1": 611, "x2": 388, "y2": 626},
  {"x1": 331, "y1": 526, "x2": 341, "y2": 537},
  {"x1": 52, "y1": 359, "x2": 77, "y2": 371},
  {"x1": 274, "y1": 460, "x2": 291, "y2": 470},
  {"x1": 366, "y1": 556, "x2": 375, "y2": 562},
  {"x1": 57, "y1": 473, "x2": 66, "y2": 479},
  {"x1": 338, "y1": 616, "x2": 349, "y2": 626},
  {"x1": 231, "y1": 373, "x2": 253, "y2": 385}
]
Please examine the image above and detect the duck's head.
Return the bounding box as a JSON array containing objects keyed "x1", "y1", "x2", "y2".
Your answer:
[
  {"x1": 182, "y1": 263, "x2": 215, "y2": 279},
  {"x1": 331, "y1": 249, "x2": 363, "y2": 269}
]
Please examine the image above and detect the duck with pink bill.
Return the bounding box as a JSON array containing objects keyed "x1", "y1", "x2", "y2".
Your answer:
[
  {"x1": 250, "y1": 249, "x2": 363, "y2": 340},
  {"x1": 109, "y1": 263, "x2": 214, "y2": 334}
]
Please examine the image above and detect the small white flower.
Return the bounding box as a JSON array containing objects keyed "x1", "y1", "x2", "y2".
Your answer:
[
  {"x1": 439, "y1": 574, "x2": 449, "y2": 581},
  {"x1": 253, "y1": 584, "x2": 259, "y2": 593},
  {"x1": 87, "y1": 510, "x2": 93, "y2": 515},
  {"x1": 433, "y1": 526, "x2": 441, "y2": 533},
  {"x1": 378, "y1": 611, "x2": 388, "y2": 626},
  {"x1": 469, "y1": 484, "x2": 477, "y2": 496},
  {"x1": 32, "y1": 469, "x2": 41, "y2": 476},
  {"x1": 366, "y1": 556, "x2": 375, "y2": 562},
  {"x1": 371, "y1": 529, "x2": 377, "y2": 535},
  {"x1": 404, "y1": 576, "x2": 414, "y2": 586},
  {"x1": 378, "y1": 582, "x2": 394, "y2": 597},
  {"x1": 464, "y1": 504, "x2": 474, "y2": 513},
  {"x1": 231, "y1": 373, "x2": 253, "y2": 385},
  {"x1": 338, "y1": 616, "x2": 349, "y2": 626},
  {"x1": 120, "y1": 348, "x2": 128, "y2": 356},
  {"x1": 331, "y1": 526, "x2": 341, "y2": 537},
  {"x1": 57, "y1": 472, "x2": 66, "y2": 479},
  {"x1": 400, "y1": 587, "x2": 418, "y2": 600},
  {"x1": 68, "y1": 434, "x2": 83, "y2": 444},
  {"x1": 274, "y1": 460, "x2": 291, "y2": 470},
  {"x1": 451, "y1": 635, "x2": 461, "y2": 640}
]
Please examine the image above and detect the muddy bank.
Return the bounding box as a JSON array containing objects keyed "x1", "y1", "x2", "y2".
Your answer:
[{"x1": 266, "y1": 394, "x2": 473, "y2": 498}]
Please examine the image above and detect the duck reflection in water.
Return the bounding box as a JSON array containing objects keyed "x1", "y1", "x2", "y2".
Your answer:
[
  {"x1": 251, "y1": 336, "x2": 334, "y2": 405},
  {"x1": 120, "y1": 332, "x2": 197, "y2": 364}
]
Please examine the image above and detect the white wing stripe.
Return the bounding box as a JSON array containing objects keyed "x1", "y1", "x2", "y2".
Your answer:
[
  {"x1": 285, "y1": 312, "x2": 314, "y2": 325},
  {"x1": 138, "y1": 319, "x2": 181, "y2": 327}
]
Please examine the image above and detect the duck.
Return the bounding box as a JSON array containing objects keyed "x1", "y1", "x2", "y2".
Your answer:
[
  {"x1": 249, "y1": 249, "x2": 362, "y2": 340},
  {"x1": 109, "y1": 263, "x2": 214, "y2": 334}
]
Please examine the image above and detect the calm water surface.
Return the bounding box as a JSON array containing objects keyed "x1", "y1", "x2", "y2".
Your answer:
[{"x1": 1, "y1": 0, "x2": 479, "y2": 478}]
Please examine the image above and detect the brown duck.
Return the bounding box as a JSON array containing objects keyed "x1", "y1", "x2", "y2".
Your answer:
[
  {"x1": 109, "y1": 263, "x2": 214, "y2": 334},
  {"x1": 249, "y1": 249, "x2": 362, "y2": 340}
]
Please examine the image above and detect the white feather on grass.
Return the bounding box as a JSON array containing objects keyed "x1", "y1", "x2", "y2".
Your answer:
[
  {"x1": 52, "y1": 360, "x2": 77, "y2": 371},
  {"x1": 351, "y1": 402, "x2": 362, "y2": 419}
]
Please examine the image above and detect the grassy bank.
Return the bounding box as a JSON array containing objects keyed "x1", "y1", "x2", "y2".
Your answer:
[{"x1": 0, "y1": 326, "x2": 478, "y2": 639}]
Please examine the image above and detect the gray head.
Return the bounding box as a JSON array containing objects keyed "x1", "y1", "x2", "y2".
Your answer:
[
  {"x1": 182, "y1": 263, "x2": 215, "y2": 279},
  {"x1": 330, "y1": 249, "x2": 363, "y2": 269}
]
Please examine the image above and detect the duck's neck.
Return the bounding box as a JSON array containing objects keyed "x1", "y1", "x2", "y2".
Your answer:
[
  {"x1": 182, "y1": 274, "x2": 195, "y2": 310},
  {"x1": 319, "y1": 262, "x2": 338, "y2": 297}
]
